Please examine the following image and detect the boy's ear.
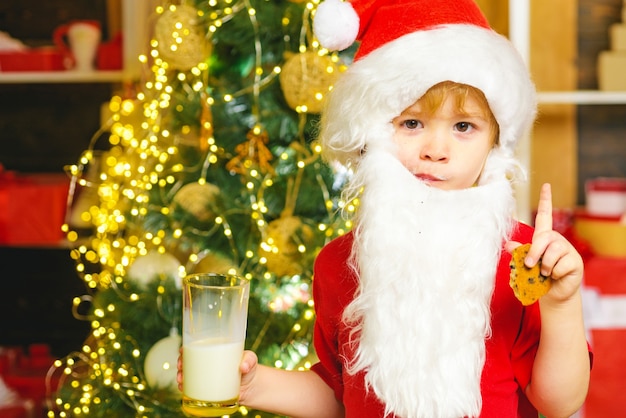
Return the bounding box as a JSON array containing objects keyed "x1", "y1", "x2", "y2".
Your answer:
[{"x1": 493, "y1": 126, "x2": 501, "y2": 147}]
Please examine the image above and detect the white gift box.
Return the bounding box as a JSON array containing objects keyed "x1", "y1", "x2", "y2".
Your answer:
[
  {"x1": 610, "y1": 23, "x2": 626, "y2": 51},
  {"x1": 585, "y1": 177, "x2": 626, "y2": 217},
  {"x1": 598, "y1": 51, "x2": 626, "y2": 90}
]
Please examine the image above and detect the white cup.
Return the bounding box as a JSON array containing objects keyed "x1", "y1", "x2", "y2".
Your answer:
[{"x1": 54, "y1": 20, "x2": 101, "y2": 71}]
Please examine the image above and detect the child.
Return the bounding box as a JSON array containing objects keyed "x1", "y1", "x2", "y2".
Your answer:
[{"x1": 179, "y1": 0, "x2": 591, "y2": 417}]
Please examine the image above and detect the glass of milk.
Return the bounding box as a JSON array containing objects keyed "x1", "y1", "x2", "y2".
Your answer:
[{"x1": 181, "y1": 273, "x2": 250, "y2": 417}]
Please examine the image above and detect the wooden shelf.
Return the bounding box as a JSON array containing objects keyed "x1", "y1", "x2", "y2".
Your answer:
[
  {"x1": 538, "y1": 90, "x2": 626, "y2": 105},
  {"x1": 0, "y1": 70, "x2": 125, "y2": 84}
]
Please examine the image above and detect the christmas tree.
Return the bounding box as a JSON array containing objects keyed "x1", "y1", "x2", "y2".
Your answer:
[{"x1": 52, "y1": 1, "x2": 354, "y2": 416}]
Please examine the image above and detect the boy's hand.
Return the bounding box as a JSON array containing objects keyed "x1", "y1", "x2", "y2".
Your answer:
[
  {"x1": 506, "y1": 183, "x2": 584, "y2": 304},
  {"x1": 177, "y1": 349, "x2": 259, "y2": 405},
  {"x1": 239, "y1": 350, "x2": 259, "y2": 404},
  {"x1": 177, "y1": 347, "x2": 183, "y2": 391}
]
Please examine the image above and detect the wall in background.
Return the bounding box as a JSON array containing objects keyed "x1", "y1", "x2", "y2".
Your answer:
[
  {"x1": 0, "y1": 0, "x2": 114, "y2": 173},
  {"x1": 479, "y1": 0, "x2": 626, "y2": 209},
  {"x1": 578, "y1": 0, "x2": 626, "y2": 205},
  {"x1": 0, "y1": 0, "x2": 114, "y2": 357}
]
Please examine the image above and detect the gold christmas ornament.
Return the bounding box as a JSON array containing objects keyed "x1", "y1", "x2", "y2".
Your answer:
[
  {"x1": 259, "y1": 215, "x2": 315, "y2": 277},
  {"x1": 154, "y1": 4, "x2": 208, "y2": 71},
  {"x1": 172, "y1": 182, "x2": 221, "y2": 222},
  {"x1": 279, "y1": 51, "x2": 342, "y2": 113},
  {"x1": 226, "y1": 128, "x2": 275, "y2": 175},
  {"x1": 198, "y1": 94, "x2": 214, "y2": 152},
  {"x1": 189, "y1": 250, "x2": 238, "y2": 276},
  {"x1": 126, "y1": 250, "x2": 183, "y2": 288}
]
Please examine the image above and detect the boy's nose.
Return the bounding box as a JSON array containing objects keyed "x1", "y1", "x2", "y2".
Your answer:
[{"x1": 420, "y1": 135, "x2": 449, "y2": 162}]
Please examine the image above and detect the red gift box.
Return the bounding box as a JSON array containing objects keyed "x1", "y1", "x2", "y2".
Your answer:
[
  {"x1": 0, "y1": 169, "x2": 70, "y2": 246},
  {"x1": 574, "y1": 210, "x2": 626, "y2": 258},
  {"x1": 583, "y1": 256, "x2": 626, "y2": 418},
  {"x1": 1, "y1": 345, "x2": 61, "y2": 418},
  {"x1": 0, "y1": 404, "x2": 35, "y2": 418},
  {"x1": 0, "y1": 48, "x2": 64, "y2": 72},
  {"x1": 97, "y1": 32, "x2": 123, "y2": 71}
]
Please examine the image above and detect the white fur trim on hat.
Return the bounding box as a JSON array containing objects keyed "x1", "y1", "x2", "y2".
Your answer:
[
  {"x1": 313, "y1": 0, "x2": 359, "y2": 51},
  {"x1": 318, "y1": 24, "x2": 537, "y2": 181}
]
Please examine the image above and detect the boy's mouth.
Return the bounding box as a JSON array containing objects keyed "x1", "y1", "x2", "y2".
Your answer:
[{"x1": 414, "y1": 173, "x2": 445, "y2": 183}]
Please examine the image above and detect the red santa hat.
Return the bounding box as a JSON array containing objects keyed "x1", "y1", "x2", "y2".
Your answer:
[{"x1": 313, "y1": 0, "x2": 537, "y2": 182}]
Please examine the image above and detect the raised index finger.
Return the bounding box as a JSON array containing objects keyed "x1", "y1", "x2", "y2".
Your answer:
[{"x1": 534, "y1": 183, "x2": 553, "y2": 233}]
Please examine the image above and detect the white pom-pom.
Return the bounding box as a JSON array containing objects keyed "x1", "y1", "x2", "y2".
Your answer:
[{"x1": 313, "y1": 0, "x2": 359, "y2": 51}]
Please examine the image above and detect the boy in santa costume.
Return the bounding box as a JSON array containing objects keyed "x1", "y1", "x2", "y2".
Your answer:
[{"x1": 178, "y1": 0, "x2": 592, "y2": 417}]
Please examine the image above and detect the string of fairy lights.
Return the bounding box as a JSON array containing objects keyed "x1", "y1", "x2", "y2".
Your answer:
[{"x1": 51, "y1": 1, "x2": 356, "y2": 417}]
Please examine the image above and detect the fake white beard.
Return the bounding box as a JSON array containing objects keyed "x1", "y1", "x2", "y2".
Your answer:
[{"x1": 343, "y1": 147, "x2": 515, "y2": 418}]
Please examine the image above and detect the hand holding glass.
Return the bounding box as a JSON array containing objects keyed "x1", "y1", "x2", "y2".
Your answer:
[{"x1": 182, "y1": 273, "x2": 250, "y2": 417}]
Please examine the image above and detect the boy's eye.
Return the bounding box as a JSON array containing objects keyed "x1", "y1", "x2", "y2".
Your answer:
[
  {"x1": 402, "y1": 119, "x2": 421, "y2": 129},
  {"x1": 455, "y1": 122, "x2": 472, "y2": 132}
]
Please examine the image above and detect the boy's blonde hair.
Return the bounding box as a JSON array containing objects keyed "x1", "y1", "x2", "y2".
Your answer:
[{"x1": 419, "y1": 81, "x2": 500, "y2": 145}]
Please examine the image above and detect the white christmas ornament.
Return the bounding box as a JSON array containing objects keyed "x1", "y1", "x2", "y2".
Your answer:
[
  {"x1": 144, "y1": 333, "x2": 181, "y2": 390},
  {"x1": 126, "y1": 250, "x2": 183, "y2": 288}
]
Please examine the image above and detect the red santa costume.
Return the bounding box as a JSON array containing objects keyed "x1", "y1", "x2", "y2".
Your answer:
[{"x1": 307, "y1": 0, "x2": 566, "y2": 417}]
